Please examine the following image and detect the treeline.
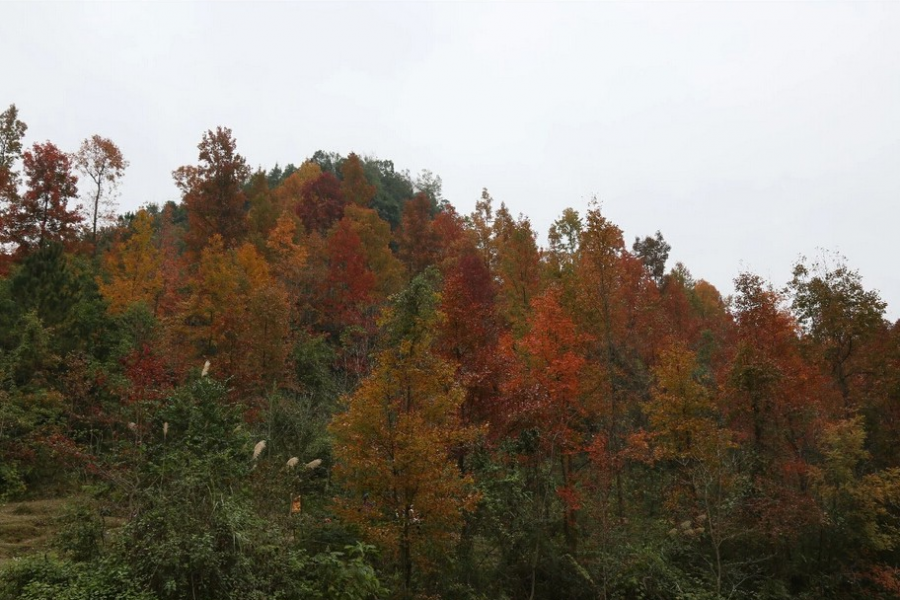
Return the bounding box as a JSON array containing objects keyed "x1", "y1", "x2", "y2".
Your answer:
[{"x1": 1, "y1": 103, "x2": 899, "y2": 600}]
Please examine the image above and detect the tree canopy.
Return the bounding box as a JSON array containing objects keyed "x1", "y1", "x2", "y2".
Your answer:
[{"x1": 1, "y1": 113, "x2": 899, "y2": 600}]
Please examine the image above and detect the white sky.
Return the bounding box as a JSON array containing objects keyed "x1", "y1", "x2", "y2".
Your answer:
[{"x1": 3, "y1": 2, "x2": 899, "y2": 319}]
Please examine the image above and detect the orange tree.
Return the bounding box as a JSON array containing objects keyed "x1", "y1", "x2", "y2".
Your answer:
[
  {"x1": 98, "y1": 208, "x2": 162, "y2": 315},
  {"x1": 329, "y1": 270, "x2": 480, "y2": 597}
]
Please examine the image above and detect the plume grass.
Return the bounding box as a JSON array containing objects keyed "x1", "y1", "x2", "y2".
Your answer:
[{"x1": 252, "y1": 440, "x2": 266, "y2": 460}]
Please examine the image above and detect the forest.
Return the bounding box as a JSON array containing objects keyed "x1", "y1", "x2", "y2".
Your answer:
[{"x1": 0, "y1": 102, "x2": 899, "y2": 600}]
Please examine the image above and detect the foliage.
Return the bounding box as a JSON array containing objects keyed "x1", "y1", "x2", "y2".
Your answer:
[
  {"x1": 52, "y1": 501, "x2": 105, "y2": 562},
  {"x1": 633, "y1": 230, "x2": 671, "y2": 285},
  {"x1": 330, "y1": 272, "x2": 480, "y2": 595},
  {"x1": 1, "y1": 142, "x2": 82, "y2": 253},
  {"x1": 0, "y1": 104, "x2": 27, "y2": 170},
  {"x1": 2, "y1": 113, "x2": 900, "y2": 599},
  {"x1": 173, "y1": 127, "x2": 250, "y2": 254},
  {"x1": 98, "y1": 209, "x2": 162, "y2": 314},
  {"x1": 0, "y1": 555, "x2": 156, "y2": 600},
  {"x1": 72, "y1": 135, "x2": 128, "y2": 244}
]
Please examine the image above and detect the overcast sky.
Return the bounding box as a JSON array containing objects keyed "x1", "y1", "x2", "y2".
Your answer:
[{"x1": 4, "y1": 2, "x2": 899, "y2": 318}]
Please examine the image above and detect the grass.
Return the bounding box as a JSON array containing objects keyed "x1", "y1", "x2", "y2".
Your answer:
[
  {"x1": 0, "y1": 496, "x2": 130, "y2": 566},
  {"x1": 0, "y1": 498, "x2": 73, "y2": 564}
]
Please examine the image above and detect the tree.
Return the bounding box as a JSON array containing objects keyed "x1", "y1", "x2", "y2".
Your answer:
[
  {"x1": 265, "y1": 210, "x2": 308, "y2": 288},
  {"x1": 437, "y1": 249, "x2": 502, "y2": 425},
  {"x1": 413, "y1": 169, "x2": 444, "y2": 207},
  {"x1": 244, "y1": 169, "x2": 279, "y2": 247},
  {"x1": 0, "y1": 104, "x2": 27, "y2": 170},
  {"x1": 173, "y1": 127, "x2": 250, "y2": 255},
  {"x1": 790, "y1": 254, "x2": 887, "y2": 408},
  {"x1": 430, "y1": 206, "x2": 467, "y2": 268},
  {"x1": 341, "y1": 204, "x2": 404, "y2": 299},
  {"x1": 396, "y1": 192, "x2": 439, "y2": 275},
  {"x1": 98, "y1": 208, "x2": 162, "y2": 314},
  {"x1": 546, "y1": 207, "x2": 582, "y2": 280},
  {"x1": 330, "y1": 273, "x2": 479, "y2": 596},
  {"x1": 633, "y1": 230, "x2": 670, "y2": 286},
  {"x1": 572, "y1": 203, "x2": 632, "y2": 515},
  {"x1": 176, "y1": 235, "x2": 289, "y2": 392},
  {"x1": 468, "y1": 189, "x2": 496, "y2": 269},
  {"x1": 1, "y1": 142, "x2": 82, "y2": 253},
  {"x1": 499, "y1": 286, "x2": 591, "y2": 552},
  {"x1": 0, "y1": 106, "x2": 27, "y2": 272},
  {"x1": 175, "y1": 234, "x2": 241, "y2": 361},
  {"x1": 577, "y1": 204, "x2": 626, "y2": 348},
  {"x1": 264, "y1": 161, "x2": 297, "y2": 188},
  {"x1": 154, "y1": 201, "x2": 187, "y2": 319},
  {"x1": 272, "y1": 160, "x2": 322, "y2": 215},
  {"x1": 122, "y1": 377, "x2": 269, "y2": 599},
  {"x1": 646, "y1": 341, "x2": 722, "y2": 463},
  {"x1": 296, "y1": 172, "x2": 346, "y2": 234},
  {"x1": 230, "y1": 243, "x2": 291, "y2": 392},
  {"x1": 0, "y1": 104, "x2": 27, "y2": 208},
  {"x1": 727, "y1": 272, "x2": 834, "y2": 550},
  {"x1": 810, "y1": 416, "x2": 900, "y2": 586},
  {"x1": 730, "y1": 272, "x2": 836, "y2": 454},
  {"x1": 360, "y1": 156, "x2": 415, "y2": 229},
  {"x1": 8, "y1": 241, "x2": 114, "y2": 360},
  {"x1": 72, "y1": 135, "x2": 128, "y2": 245},
  {"x1": 492, "y1": 204, "x2": 542, "y2": 334},
  {"x1": 317, "y1": 217, "x2": 378, "y2": 360},
  {"x1": 340, "y1": 152, "x2": 376, "y2": 207}
]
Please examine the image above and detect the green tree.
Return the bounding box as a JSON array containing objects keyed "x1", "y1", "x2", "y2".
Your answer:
[
  {"x1": 546, "y1": 207, "x2": 582, "y2": 281},
  {"x1": 790, "y1": 254, "x2": 887, "y2": 409},
  {"x1": 0, "y1": 104, "x2": 27, "y2": 209},
  {"x1": 122, "y1": 377, "x2": 261, "y2": 599},
  {"x1": 360, "y1": 156, "x2": 415, "y2": 229},
  {"x1": 632, "y1": 230, "x2": 670, "y2": 286},
  {"x1": 8, "y1": 242, "x2": 114, "y2": 360},
  {"x1": 0, "y1": 104, "x2": 27, "y2": 169}
]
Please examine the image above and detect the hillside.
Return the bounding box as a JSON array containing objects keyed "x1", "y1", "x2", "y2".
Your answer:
[{"x1": 1, "y1": 107, "x2": 900, "y2": 599}]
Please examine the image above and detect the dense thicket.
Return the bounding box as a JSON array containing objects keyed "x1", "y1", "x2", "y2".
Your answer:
[{"x1": 1, "y1": 105, "x2": 900, "y2": 599}]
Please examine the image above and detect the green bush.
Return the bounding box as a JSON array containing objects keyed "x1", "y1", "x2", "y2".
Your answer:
[
  {"x1": 0, "y1": 555, "x2": 156, "y2": 600},
  {"x1": 53, "y1": 501, "x2": 105, "y2": 562}
]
